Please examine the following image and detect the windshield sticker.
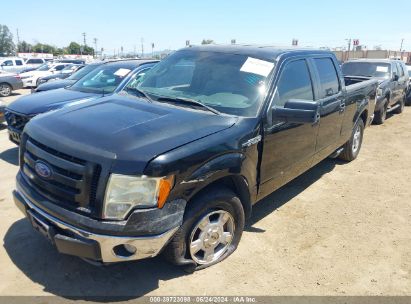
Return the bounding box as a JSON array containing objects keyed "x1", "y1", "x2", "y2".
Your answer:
[
  {"x1": 376, "y1": 66, "x2": 388, "y2": 73},
  {"x1": 114, "y1": 68, "x2": 131, "y2": 77},
  {"x1": 240, "y1": 57, "x2": 274, "y2": 77}
]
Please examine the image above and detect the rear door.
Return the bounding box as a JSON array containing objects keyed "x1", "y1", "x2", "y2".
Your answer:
[
  {"x1": 397, "y1": 62, "x2": 408, "y2": 101},
  {"x1": 310, "y1": 56, "x2": 345, "y2": 157}
]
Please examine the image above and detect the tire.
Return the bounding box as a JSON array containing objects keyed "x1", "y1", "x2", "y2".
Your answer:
[
  {"x1": 339, "y1": 118, "x2": 364, "y2": 162},
  {"x1": 392, "y1": 95, "x2": 405, "y2": 114},
  {"x1": 373, "y1": 99, "x2": 387, "y2": 125},
  {"x1": 0, "y1": 83, "x2": 12, "y2": 97},
  {"x1": 163, "y1": 187, "x2": 245, "y2": 272}
]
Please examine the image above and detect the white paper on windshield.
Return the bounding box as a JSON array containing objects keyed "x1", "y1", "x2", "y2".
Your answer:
[
  {"x1": 376, "y1": 66, "x2": 388, "y2": 73},
  {"x1": 240, "y1": 57, "x2": 275, "y2": 77},
  {"x1": 114, "y1": 68, "x2": 131, "y2": 77}
]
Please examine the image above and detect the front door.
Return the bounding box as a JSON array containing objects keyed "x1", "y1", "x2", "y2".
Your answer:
[{"x1": 259, "y1": 58, "x2": 319, "y2": 199}]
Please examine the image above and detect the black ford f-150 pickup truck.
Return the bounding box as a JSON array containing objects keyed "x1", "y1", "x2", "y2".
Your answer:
[
  {"x1": 342, "y1": 59, "x2": 409, "y2": 124},
  {"x1": 13, "y1": 45, "x2": 377, "y2": 271}
]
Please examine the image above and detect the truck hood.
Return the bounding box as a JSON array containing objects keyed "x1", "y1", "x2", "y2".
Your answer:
[
  {"x1": 7, "y1": 88, "x2": 99, "y2": 115},
  {"x1": 26, "y1": 95, "x2": 238, "y2": 174}
]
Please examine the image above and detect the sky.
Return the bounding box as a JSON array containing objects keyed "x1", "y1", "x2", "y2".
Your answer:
[{"x1": 2, "y1": 0, "x2": 411, "y2": 55}]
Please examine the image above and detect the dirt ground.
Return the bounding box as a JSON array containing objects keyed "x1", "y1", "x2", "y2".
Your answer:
[{"x1": 0, "y1": 89, "x2": 410, "y2": 299}]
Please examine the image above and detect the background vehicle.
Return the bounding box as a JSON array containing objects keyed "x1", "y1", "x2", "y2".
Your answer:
[
  {"x1": 25, "y1": 58, "x2": 47, "y2": 68},
  {"x1": 36, "y1": 64, "x2": 85, "y2": 87},
  {"x1": 342, "y1": 59, "x2": 409, "y2": 124},
  {"x1": 0, "y1": 57, "x2": 26, "y2": 73},
  {"x1": 34, "y1": 63, "x2": 100, "y2": 93},
  {"x1": 5, "y1": 60, "x2": 158, "y2": 144},
  {"x1": 12, "y1": 46, "x2": 377, "y2": 270},
  {"x1": 19, "y1": 63, "x2": 70, "y2": 88},
  {"x1": 0, "y1": 71, "x2": 23, "y2": 97},
  {"x1": 0, "y1": 99, "x2": 5, "y2": 124}
]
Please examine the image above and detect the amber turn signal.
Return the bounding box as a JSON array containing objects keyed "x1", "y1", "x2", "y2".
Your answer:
[{"x1": 157, "y1": 175, "x2": 175, "y2": 208}]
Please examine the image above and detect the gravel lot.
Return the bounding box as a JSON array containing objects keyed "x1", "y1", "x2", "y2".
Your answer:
[{"x1": 0, "y1": 89, "x2": 410, "y2": 298}]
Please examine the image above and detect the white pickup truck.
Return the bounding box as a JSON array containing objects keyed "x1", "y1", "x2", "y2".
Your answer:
[{"x1": 0, "y1": 57, "x2": 26, "y2": 73}]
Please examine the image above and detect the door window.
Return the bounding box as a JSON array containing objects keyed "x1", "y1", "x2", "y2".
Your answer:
[
  {"x1": 2, "y1": 60, "x2": 13, "y2": 66},
  {"x1": 272, "y1": 59, "x2": 314, "y2": 107},
  {"x1": 15, "y1": 60, "x2": 23, "y2": 66},
  {"x1": 313, "y1": 58, "x2": 340, "y2": 98}
]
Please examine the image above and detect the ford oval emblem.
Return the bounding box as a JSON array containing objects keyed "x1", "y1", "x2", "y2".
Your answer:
[{"x1": 34, "y1": 161, "x2": 52, "y2": 179}]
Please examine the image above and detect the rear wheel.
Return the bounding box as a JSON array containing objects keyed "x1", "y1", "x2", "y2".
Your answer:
[
  {"x1": 0, "y1": 83, "x2": 12, "y2": 97},
  {"x1": 163, "y1": 187, "x2": 245, "y2": 271},
  {"x1": 373, "y1": 99, "x2": 387, "y2": 125},
  {"x1": 393, "y1": 95, "x2": 405, "y2": 114},
  {"x1": 339, "y1": 119, "x2": 364, "y2": 162}
]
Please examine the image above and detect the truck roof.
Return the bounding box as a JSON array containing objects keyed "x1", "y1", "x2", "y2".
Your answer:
[
  {"x1": 345, "y1": 59, "x2": 398, "y2": 64},
  {"x1": 187, "y1": 44, "x2": 333, "y2": 61}
]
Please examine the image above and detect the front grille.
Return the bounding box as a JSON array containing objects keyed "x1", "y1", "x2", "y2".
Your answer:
[
  {"x1": 4, "y1": 110, "x2": 31, "y2": 131},
  {"x1": 21, "y1": 136, "x2": 101, "y2": 213}
]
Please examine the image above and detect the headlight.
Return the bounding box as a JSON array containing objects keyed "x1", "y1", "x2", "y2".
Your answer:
[
  {"x1": 376, "y1": 88, "x2": 383, "y2": 97},
  {"x1": 103, "y1": 174, "x2": 174, "y2": 220}
]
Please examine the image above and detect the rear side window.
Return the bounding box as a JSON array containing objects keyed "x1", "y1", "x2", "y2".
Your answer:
[
  {"x1": 27, "y1": 59, "x2": 44, "y2": 64},
  {"x1": 314, "y1": 58, "x2": 340, "y2": 98},
  {"x1": 273, "y1": 59, "x2": 314, "y2": 107},
  {"x1": 392, "y1": 63, "x2": 399, "y2": 76},
  {"x1": 15, "y1": 60, "x2": 23, "y2": 66},
  {"x1": 397, "y1": 63, "x2": 405, "y2": 77}
]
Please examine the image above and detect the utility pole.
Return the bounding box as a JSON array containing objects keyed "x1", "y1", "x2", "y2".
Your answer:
[
  {"x1": 151, "y1": 43, "x2": 154, "y2": 58},
  {"x1": 82, "y1": 32, "x2": 87, "y2": 46},
  {"x1": 141, "y1": 38, "x2": 144, "y2": 58},
  {"x1": 346, "y1": 38, "x2": 352, "y2": 61},
  {"x1": 16, "y1": 29, "x2": 20, "y2": 53},
  {"x1": 400, "y1": 38, "x2": 404, "y2": 52},
  {"x1": 93, "y1": 38, "x2": 98, "y2": 58}
]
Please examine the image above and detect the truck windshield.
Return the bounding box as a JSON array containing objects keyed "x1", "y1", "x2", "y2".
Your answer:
[
  {"x1": 137, "y1": 50, "x2": 274, "y2": 117},
  {"x1": 69, "y1": 64, "x2": 132, "y2": 94},
  {"x1": 342, "y1": 62, "x2": 391, "y2": 79}
]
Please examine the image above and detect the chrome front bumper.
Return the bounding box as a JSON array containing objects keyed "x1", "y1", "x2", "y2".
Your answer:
[{"x1": 14, "y1": 189, "x2": 179, "y2": 263}]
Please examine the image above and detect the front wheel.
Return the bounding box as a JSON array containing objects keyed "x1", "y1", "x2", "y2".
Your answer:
[
  {"x1": 0, "y1": 83, "x2": 12, "y2": 97},
  {"x1": 373, "y1": 99, "x2": 387, "y2": 125},
  {"x1": 163, "y1": 187, "x2": 245, "y2": 271},
  {"x1": 339, "y1": 119, "x2": 364, "y2": 162}
]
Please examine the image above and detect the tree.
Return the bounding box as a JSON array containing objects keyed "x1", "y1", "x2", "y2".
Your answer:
[
  {"x1": 17, "y1": 40, "x2": 33, "y2": 53},
  {"x1": 32, "y1": 43, "x2": 56, "y2": 54},
  {"x1": 67, "y1": 41, "x2": 81, "y2": 54},
  {"x1": 0, "y1": 24, "x2": 15, "y2": 56},
  {"x1": 201, "y1": 39, "x2": 214, "y2": 45}
]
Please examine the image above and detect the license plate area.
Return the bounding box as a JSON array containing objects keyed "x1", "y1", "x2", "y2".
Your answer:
[{"x1": 27, "y1": 210, "x2": 55, "y2": 243}]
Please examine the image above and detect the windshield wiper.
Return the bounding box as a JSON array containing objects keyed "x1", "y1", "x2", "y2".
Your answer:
[
  {"x1": 123, "y1": 87, "x2": 153, "y2": 102},
  {"x1": 156, "y1": 96, "x2": 220, "y2": 115}
]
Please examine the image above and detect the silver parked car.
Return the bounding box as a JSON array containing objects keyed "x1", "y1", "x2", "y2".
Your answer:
[{"x1": 0, "y1": 71, "x2": 24, "y2": 97}]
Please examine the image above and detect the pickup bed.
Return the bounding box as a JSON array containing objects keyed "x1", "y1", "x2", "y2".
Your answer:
[{"x1": 13, "y1": 45, "x2": 377, "y2": 271}]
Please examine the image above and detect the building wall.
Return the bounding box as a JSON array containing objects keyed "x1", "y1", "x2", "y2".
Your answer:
[{"x1": 334, "y1": 50, "x2": 411, "y2": 63}]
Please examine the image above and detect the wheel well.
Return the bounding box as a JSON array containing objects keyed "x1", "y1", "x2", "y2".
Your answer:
[
  {"x1": 360, "y1": 109, "x2": 368, "y2": 126},
  {"x1": 187, "y1": 175, "x2": 252, "y2": 219}
]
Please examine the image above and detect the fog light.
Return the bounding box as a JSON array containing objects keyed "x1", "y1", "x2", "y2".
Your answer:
[
  {"x1": 113, "y1": 244, "x2": 137, "y2": 258},
  {"x1": 124, "y1": 244, "x2": 137, "y2": 254}
]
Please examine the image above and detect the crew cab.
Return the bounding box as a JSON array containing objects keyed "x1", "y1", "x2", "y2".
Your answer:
[
  {"x1": 342, "y1": 59, "x2": 409, "y2": 124},
  {"x1": 13, "y1": 45, "x2": 377, "y2": 271},
  {"x1": 5, "y1": 60, "x2": 158, "y2": 144}
]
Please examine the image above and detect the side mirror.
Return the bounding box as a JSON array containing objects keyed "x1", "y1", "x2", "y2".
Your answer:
[
  {"x1": 271, "y1": 99, "x2": 319, "y2": 125},
  {"x1": 393, "y1": 74, "x2": 399, "y2": 81}
]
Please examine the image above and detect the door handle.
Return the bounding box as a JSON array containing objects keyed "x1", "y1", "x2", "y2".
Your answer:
[{"x1": 339, "y1": 102, "x2": 346, "y2": 113}]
